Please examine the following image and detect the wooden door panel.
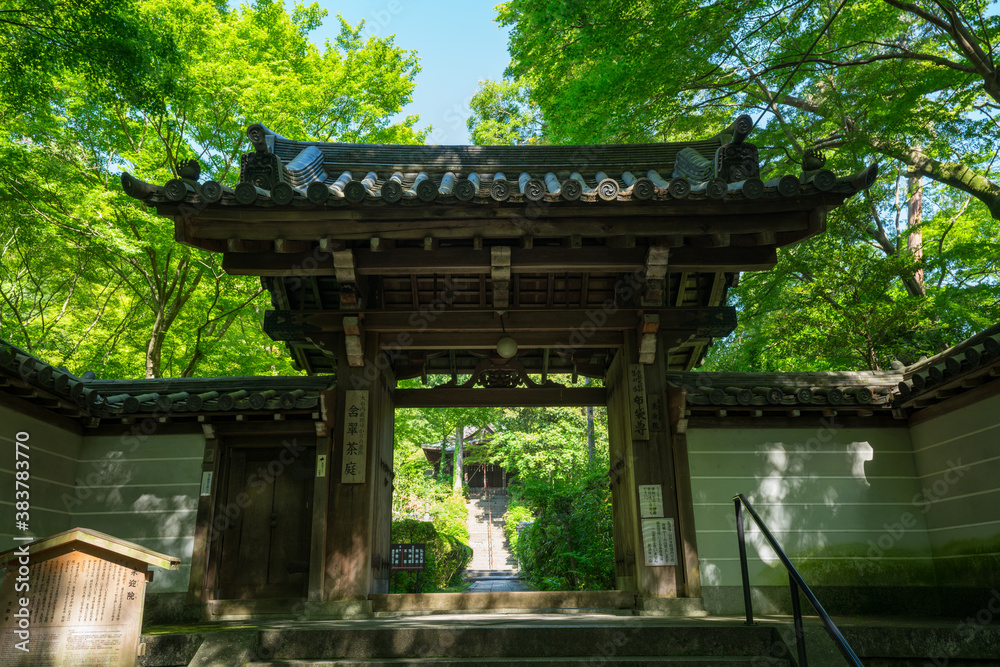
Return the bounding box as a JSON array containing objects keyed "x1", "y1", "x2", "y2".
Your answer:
[{"x1": 216, "y1": 446, "x2": 314, "y2": 600}]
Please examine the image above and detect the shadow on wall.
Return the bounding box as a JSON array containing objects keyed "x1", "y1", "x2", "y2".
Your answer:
[{"x1": 701, "y1": 426, "x2": 939, "y2": 591}]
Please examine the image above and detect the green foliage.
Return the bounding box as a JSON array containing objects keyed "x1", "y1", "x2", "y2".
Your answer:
[
  {"x1": 496, "y1": 0, "x2": 1000, "y2": 369},
  {"x1": 502, "y1": 499, "x2": 534, "y2": 557},
  {"x1": 390, "y1": 518, "x2": 473, "y2": 592},
  {"x1": 0, "y1": 0, "x2": 181, "y2": 117},
  {"x1": 466, "y1": 79, "x2": 543, "y2": 145},
  {"x1": 511, "y1": 466, "x2": 615, "y2": 591},
  {"x1": 482, "y1": 406, "x2": 613, "y2": 590},
  {"x1": 0, "y1": 0, "x2": 427, "y2": 378}
]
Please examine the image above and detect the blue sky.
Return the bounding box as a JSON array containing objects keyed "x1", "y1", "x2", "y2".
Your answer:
[{"x1": 311, "y1": 1, "x2": 512, "y2": 145}]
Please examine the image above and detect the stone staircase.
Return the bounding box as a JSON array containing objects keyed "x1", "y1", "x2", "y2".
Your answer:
[
  {"x1": 465, "y1": 491, "x2": 517, "y2": 575},
  {"x1": 142, "y1": 617, "x2": 793, "y2": 666}
]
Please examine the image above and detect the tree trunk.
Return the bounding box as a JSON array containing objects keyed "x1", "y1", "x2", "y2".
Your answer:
[
  {"x1": 907, "y1": 176, "x2": 925, "y2": 295},
  {"x1": 586, "y1": 406, "x2": 595, "y2": 464},
  {"x1": 453, "y1": 425, "x2": 464, "y2": 494}
]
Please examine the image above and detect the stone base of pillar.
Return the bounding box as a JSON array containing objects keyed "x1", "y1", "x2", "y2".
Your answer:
[
  {"x1": 303, "y1": 599, "x2": 374, "y2": 620},
  {"x1": 635, "y1": 596, "x2": 709, "y2": 617}
]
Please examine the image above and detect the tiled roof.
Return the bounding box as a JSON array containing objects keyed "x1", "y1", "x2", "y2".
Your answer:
[
  {"x1": 0, "y1": 341, "x2": 331, "y2": 425},
  {"x1": 121, "y1": 117, "x2": 878, "y2": 209},
  {"x1": 897, "y1": 324, "x2": 1000, "y2": 408},
  {"x1": 671, "y1": 371, "x2": 901, "y2": 416}
]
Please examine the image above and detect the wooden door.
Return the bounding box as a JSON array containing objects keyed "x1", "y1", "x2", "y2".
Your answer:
[{"x1": 216, "y1": 445, "x2": 315, "y2": 599}]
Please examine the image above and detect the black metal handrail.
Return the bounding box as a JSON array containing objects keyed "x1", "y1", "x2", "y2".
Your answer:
[{"x1": 733, "y1": 493, "x2": 864, "y2": 667}]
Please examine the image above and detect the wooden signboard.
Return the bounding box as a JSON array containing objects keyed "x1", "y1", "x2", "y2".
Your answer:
[
  {"x1": 341, "y1": 389, "x2": 369, "y2": 483},
  {"x1": 627, "y1": 364, "x2": 650, "y2": 440},
  {"x1": 0, "y1": 528, "x2": 179, "y2": 667}
]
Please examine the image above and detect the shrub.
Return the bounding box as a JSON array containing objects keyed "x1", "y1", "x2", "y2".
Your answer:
[
  {"x1": 390, "y1": 518, "x2": 472, "y2": 593},
  {"x1": 511, "y1": 467, "x2": 614, "y2": 591}
]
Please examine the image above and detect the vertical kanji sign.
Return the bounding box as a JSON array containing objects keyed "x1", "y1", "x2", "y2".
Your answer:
[
  {"x1": 628, "y1": 363, "x2": 649, "y2": 440},
  {"x1": 341, "y1": 389, "x2": 368, "y2": 483}
]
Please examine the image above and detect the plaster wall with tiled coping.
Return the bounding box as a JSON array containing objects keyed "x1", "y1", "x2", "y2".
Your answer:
[
  {"x1": 4, "y1": 391, "x2": 998, "y2": 623},
  {"x1": 0, "y1": 407, "x2": 204, "y2": 622},
  {"x1": 687, "y1": 397, "x2": 999, "y2": 617}
]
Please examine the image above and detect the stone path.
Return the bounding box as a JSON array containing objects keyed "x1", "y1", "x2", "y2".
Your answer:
[
  {"x1": 465, "y1": 576, "x2": 531, "y2": 592},
  {"x1": 465, "y1": 491, "x2": 530, "y2": 591},
  {"x1": 465, "y1": 491, "x2": 517, "y2": 572}
]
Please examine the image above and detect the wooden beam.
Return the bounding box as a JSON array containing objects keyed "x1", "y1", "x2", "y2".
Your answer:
[
  {"x1": 185, "y1": 210, "x2": 813, "y2": 243},
  {"x1": 263, "y1": 307, "x2": 737, "y2": 338},
  {"x1": 384, "y1": 331, "x2": 623, "y2": 350},
  {"x1": 223, "y1": 245, "x2": 777, "y2": 277},
  {"x1": 395, "y1": 386, "x2": 607, "y2": 408}
]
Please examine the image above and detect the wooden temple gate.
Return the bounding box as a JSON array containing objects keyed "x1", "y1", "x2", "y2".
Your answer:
[{"x1": 123, "y1": 117, "x2": 875, "y2": 614}]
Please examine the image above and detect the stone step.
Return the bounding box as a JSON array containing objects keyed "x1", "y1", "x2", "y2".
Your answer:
[
  {"x1": 248, "y1": 659, "x2": 789, "y2": 666},
  {"x1": 230, "y1": 622, "x2": 783, "y2": 663}
]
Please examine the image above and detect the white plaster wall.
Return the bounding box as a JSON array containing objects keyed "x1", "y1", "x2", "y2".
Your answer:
[
  {"x1": 0, "y1": 403, "x2": 81, "y2": 552},
  {"x1": 70, "y1": 431, "x2": 205, "y2": 593},
  {"x1": 910, "y1": 391, "x2": 1000, "y2": 588},
  {"x1": 686, "y1": 424, "x2": 935, "y2": 589}
]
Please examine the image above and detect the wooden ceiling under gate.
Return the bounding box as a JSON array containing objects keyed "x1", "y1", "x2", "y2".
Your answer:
[{"x1": 124, "y1": 117, "x2": 876, "y2": 382}]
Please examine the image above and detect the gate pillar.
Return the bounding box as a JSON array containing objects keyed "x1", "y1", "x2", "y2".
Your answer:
[
  {"x1": 606, "y1": 333, "x2": 701, "y2": 600},
  {"x1": 321, "y1": 334, "x2": 396, "y2": 602}
]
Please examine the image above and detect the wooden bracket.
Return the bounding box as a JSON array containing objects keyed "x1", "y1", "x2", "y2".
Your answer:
[
  {"x1": 333, "y1": 250, "x2": 363, "y2": 309},
  {"x1": 343, "y1": 316, "x2": 366, "y2": 368},
  {"x1": 492, "y1": 246, "x2": 511, "y2": 310},
  {"x1": 641, "y1": 245, "x2": 670, "y2": 306},
  {"x1": 638, "y1": 314, "x2": 660, "y2": 364}
]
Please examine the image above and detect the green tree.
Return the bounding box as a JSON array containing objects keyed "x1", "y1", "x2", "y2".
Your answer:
[
  {"x1": 0, "y1": 0, "x2": 428, "y2": 377},
  {"x1": 497, "y1": 0, "x2": 1000, "y2": 367},
  {"x1": 466, "y1": 78, "x2": 543, "y2": 145},
  {"x1": 0, "y1": 0, "x2": 180, "y2": 117}
]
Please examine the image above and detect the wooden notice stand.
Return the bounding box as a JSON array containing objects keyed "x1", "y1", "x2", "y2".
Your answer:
[{"x1": 0, "y1": 528, "x2": 179, "y2": 667}]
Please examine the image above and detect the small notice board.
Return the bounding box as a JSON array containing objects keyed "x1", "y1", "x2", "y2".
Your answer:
[{"x1": 390, "y1": 543, "x2": 426, "y2": 571}]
